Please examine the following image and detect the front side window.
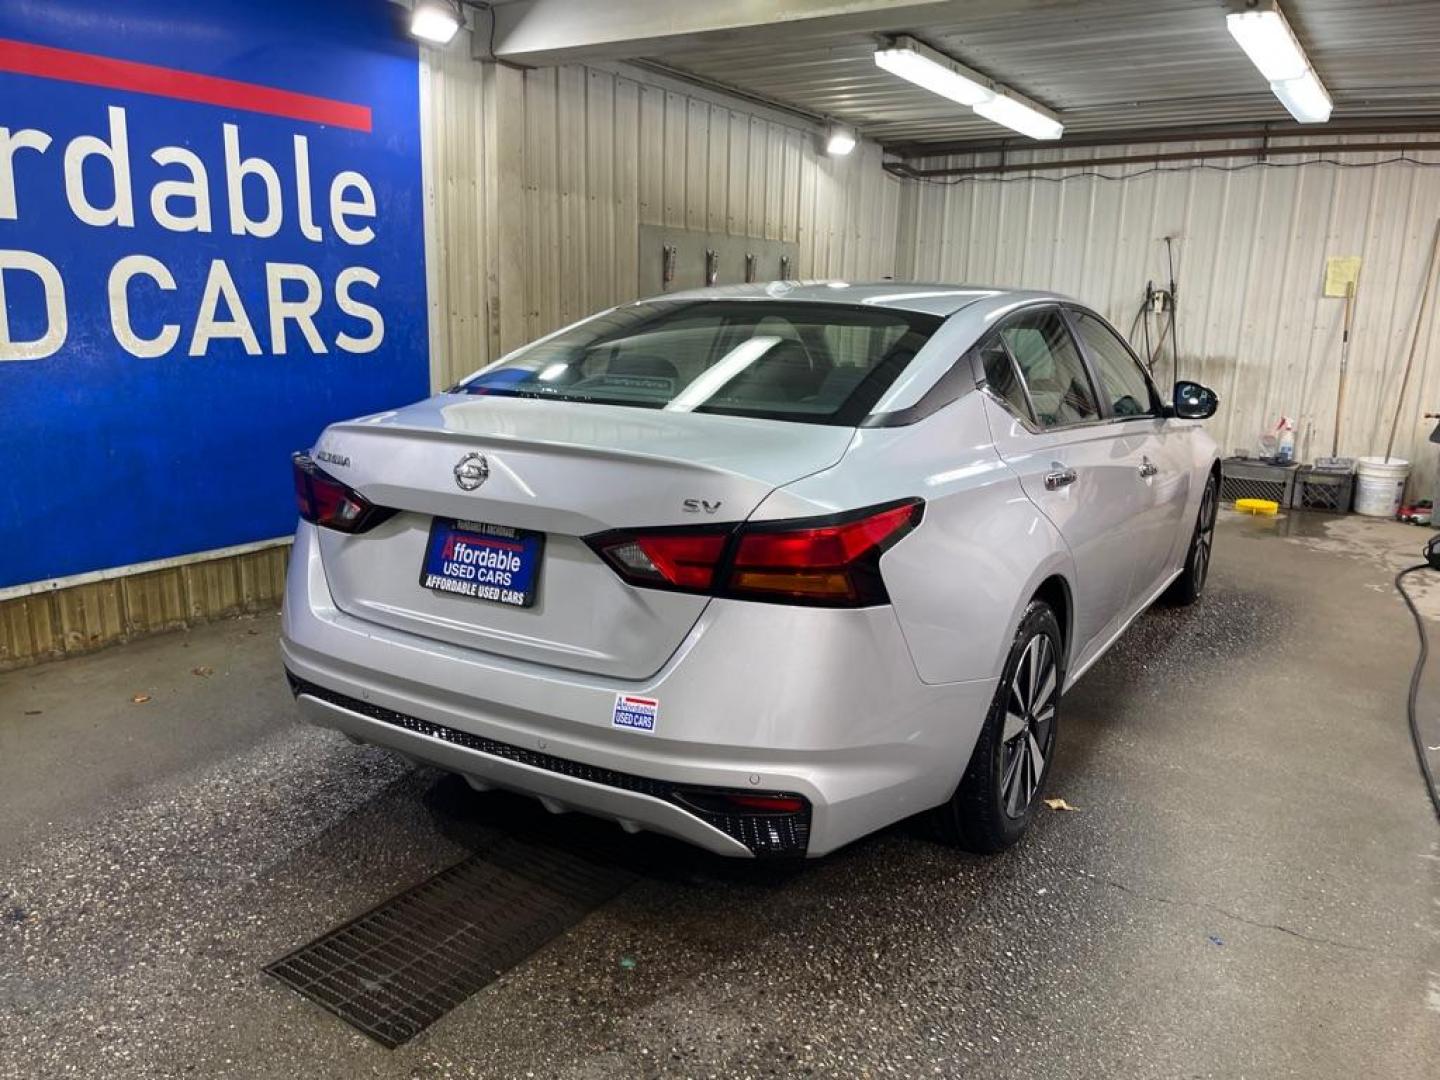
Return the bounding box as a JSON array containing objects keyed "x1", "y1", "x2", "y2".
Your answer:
[
  {"x1": 1072, "y1": 310, "x2": 1158, "y2": 418},
  {"x1": 997, "y1": 308, "x2": 1099, "y2": 428},
  {"x1": 457, "y1": 301, "x2": 940, "y2": 426}
]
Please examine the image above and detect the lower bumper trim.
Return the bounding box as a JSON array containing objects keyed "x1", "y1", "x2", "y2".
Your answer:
[{"x1": 286, "y1": 673, "x2": 812, "y2": 856}]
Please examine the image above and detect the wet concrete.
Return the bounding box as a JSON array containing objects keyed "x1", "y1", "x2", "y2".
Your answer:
[{"x1": 0, "y1": 513, "x2": 1436, "y2": 1079}]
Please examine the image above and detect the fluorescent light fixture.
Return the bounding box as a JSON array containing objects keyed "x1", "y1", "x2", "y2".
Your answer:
[
  {"x1": 873, "y1": 35, "x2": 1064, "y2": 141},
  {"x1": 1226, "y1": 1, "x2": 1332, "y2": 123},
  {"x1": 1226, "y1": 4, "x2": 1308, "y2": 81},
  {"x1": 824, "y1": 122, "x2": 857, "y2": 157},
  {"x1": 973, "y1": 92, "x2": 1063, "y2": 141},
  {"x1": 874, "y1": 36, "x2": 994, "y2": 108},
  {"x1": 410, "y1": 0, "x2": 461, "y2": 45},
  {"x1": 1270, "y1": 68, "x2": 1332, "y2": 123}
]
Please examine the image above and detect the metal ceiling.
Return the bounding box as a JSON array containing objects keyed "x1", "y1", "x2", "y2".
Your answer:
[{"x1": 646, "y1": 0, "x2": 1440, "y2": 150}]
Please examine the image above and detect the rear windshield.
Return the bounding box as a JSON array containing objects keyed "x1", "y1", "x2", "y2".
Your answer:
[{"x1": 455, "y1": 300, "x2": 941, "y2": 426}]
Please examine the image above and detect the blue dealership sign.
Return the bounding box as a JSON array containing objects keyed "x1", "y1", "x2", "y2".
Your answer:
[{"x1": 0, "y1": 0, "x2": 428, "y2": 589}]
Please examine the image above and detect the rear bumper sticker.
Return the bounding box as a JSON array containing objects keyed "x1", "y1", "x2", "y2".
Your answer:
[{"x1": 612, "y1": 694, "x2": 659, "y2": 734}]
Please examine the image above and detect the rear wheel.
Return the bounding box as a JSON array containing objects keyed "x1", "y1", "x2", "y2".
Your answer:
[
  {"x1": 931, "y1": 601, "x2": 1063, "y2": 853},
  {"x1": 1164, "y1": 473, "x2": 1218, "y2": 606}
]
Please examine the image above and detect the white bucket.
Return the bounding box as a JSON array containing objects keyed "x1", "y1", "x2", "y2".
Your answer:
[{"x1": 1353, "y1": 456, "x2": 1410, "y2": 517}]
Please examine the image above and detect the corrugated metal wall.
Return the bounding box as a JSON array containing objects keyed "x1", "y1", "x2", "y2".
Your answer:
[
  {"x1": 897, "y1": 137, "x2": 1440, "y2": 493},
  {"x1": 422, "y1": 47, "x2": 903, "y2": 389}
]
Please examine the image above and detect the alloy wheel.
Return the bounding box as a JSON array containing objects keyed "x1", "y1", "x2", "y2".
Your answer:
[
  {"x1": 1193, "y1": 479, "x2": 1218, "y2": 592},
  {"x1": 999, "y1": 632, "x2": 1058, "y2": 817}
]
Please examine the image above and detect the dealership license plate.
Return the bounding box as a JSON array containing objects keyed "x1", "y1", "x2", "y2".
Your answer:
[{"x1": 419, "y1": 519, "x2": 543, "y2": 608}]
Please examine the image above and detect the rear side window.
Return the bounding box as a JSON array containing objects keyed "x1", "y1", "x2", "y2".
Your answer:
[
  {"x1": 998, "y1": 308, "x2": 1099, "y2": 428},
  {"x1": 458, "y1": 301, "x2": 941, "y2": 426},
  {"x1": 977, "y1": 337, "x2": 1034, "y2": 424},
  {"x1": 1072, "y1": 310, "x2": 1158, "y2": 417}
]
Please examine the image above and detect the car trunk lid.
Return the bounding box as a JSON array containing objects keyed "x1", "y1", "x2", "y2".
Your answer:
[{"x1": 310, "y1": 395, "x2": 855, "y2": 679}]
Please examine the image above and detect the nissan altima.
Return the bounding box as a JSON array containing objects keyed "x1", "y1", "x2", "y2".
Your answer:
[{"x1": 281, "y1": 282, "x2": 1220, "y2": 857}]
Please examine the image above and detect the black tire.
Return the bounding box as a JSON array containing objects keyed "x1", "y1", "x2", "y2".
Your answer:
[
  {"x1": 930, "y1": 600, "x2": 1063, "y2": 853},
  {"x1": 1164, "y1": 472, "x2": 1218, "y2": 606}
]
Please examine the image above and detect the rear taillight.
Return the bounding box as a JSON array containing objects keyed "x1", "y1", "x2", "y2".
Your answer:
[
  {"x1": 728, "y1": 500, "x2": 922, "y2": 605},
  {"x1": 586, "y1": 498, "x2": 922, "y2": 608},
  {"x1": 597, "y1": 531, "x2": 730, "y2": 591},
  {"x1": 291, "y1": 453, "x2": 394, "y2": 534}
]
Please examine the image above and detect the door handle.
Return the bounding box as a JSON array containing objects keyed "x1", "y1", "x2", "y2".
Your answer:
[
  {"x1": 1138, "y1": 456, "x2": 1159, "y2": 479},
  {"x1": 1044, "y1": 467, "x2": 1078, "y2": 490}
]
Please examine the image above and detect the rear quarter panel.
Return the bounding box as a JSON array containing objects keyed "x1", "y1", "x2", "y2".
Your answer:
[{"x1": 753, "y1": 392, "x2": 1076, "y2": 685}]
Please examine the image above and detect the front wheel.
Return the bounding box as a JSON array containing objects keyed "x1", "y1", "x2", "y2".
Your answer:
[
  {"x1": 1164, "y1": 473, "x2": 1218, "y2": 606},
  {"x1": 930, "y1": 600, "x2": 1063, "y2": 853}
]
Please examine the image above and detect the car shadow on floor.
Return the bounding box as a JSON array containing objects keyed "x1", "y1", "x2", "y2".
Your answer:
[
  {"x1": 413, "y1": 763, "x2": 1022, "y2": 930},
  {"x1": 419, "y1": 771, "x2": 830, "y2": 889}
]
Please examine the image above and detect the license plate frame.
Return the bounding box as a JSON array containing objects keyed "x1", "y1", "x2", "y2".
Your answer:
[{"x1": 418, "y1": 518, "x2": 545, "y2": 608}]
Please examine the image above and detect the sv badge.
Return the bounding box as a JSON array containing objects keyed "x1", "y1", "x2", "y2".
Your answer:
[{"x1": 682, "y1": 498, "x2": 722, "y2": 515}]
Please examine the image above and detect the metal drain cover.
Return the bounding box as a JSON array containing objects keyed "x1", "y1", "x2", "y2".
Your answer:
[{"x1": 265, "y1": 838, "x2": 635, "y2": 1047}]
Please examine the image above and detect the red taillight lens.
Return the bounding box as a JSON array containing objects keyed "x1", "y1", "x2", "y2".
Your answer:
[
  {"x1": 589, "y1": 529, "x2": 730, "y2": 590},
  {"x1": 291, "y1": 453, "x2": 394, "y2": 534},
  {"x1": 585, "y1": 498, "x2": 922, "y2": 607},
  {"x1": 727, "y1": 500, "x2": 922, "y2": 604}
]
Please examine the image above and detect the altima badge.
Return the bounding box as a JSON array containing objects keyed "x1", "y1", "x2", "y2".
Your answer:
[{"x1": 454, "y1": 452, "x2": 490, "y2": 491}]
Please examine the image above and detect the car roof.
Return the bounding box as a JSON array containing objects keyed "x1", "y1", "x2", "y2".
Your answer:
[{"x1": 642, "y1": 281, "x2": 1075, "y2": 319}]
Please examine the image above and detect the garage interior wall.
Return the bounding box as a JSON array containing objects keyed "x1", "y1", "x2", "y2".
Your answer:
[
  {"x1": 896, "y1": 137, "x2": 1440, "y2": 494},
  {"x1": 423, "y1": 40, "x2": 902, "y2": 390}
]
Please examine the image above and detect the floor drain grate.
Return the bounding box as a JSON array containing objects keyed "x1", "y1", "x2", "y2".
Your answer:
[{"x1": 265, "y1": 838, "x2": 635, "y2": 1047}]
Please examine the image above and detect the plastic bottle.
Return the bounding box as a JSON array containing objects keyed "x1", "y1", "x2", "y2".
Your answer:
[{"x1": 1276, "y1": 425, "x2": 1295, "y2": 463}]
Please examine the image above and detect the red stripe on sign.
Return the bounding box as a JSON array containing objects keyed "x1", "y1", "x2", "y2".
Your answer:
[
  {"x1": 0, "y1": 38, "x2": 372, "y2": 132},
  {"x1": 466, "y1": 538, "x2": 524, "y2": 552}
]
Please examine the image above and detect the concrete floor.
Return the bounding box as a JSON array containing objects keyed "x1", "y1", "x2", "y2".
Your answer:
[{"x1": 1, "y1": 513, "x2": 1437, "y2": 1079}]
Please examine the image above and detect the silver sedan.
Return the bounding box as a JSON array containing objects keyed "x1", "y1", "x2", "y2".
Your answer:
[{"x1": 281, "y1": 282, "x2": 1220, "y2": 857}]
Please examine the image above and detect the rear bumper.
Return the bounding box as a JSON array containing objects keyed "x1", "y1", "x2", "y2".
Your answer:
[
  {"x1": 288, "y1": 677, "x2": 802, "y2": 856},
  {"x1": 280, "y1": 523, "x2": 997, "y2": 857}
]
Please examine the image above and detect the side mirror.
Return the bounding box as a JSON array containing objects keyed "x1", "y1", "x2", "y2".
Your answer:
[{"x1": 1172, "y1": 380, "x2": 1218, "y2": 420}]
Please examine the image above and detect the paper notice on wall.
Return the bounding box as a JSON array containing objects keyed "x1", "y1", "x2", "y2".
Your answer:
[{"x1": 1323, "y1": 256, "x2": 1362, "y2": 297}]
